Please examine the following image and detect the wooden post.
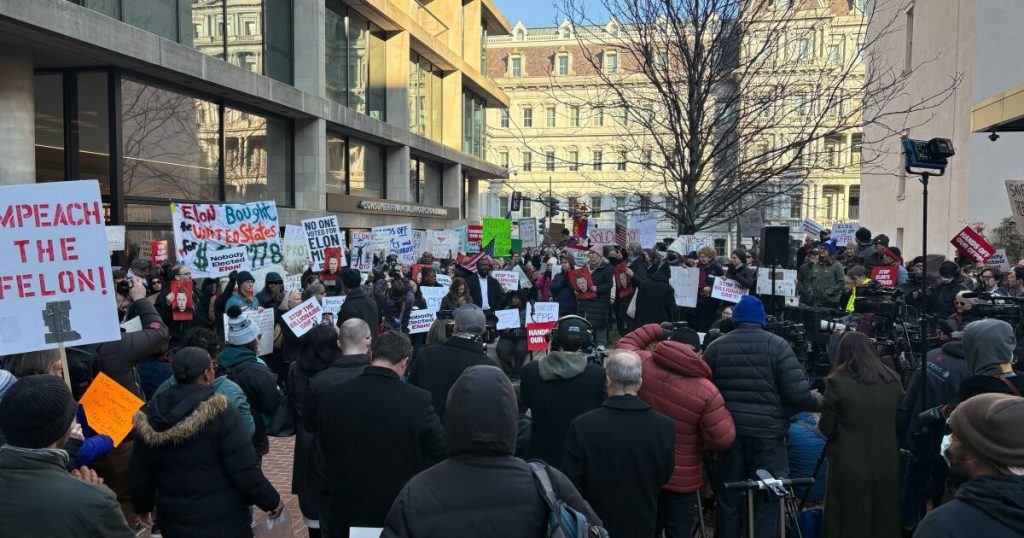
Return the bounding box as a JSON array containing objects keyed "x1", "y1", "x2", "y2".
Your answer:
[{"x1": 58, "y1": 342, "x2": 71, "y2": 389}]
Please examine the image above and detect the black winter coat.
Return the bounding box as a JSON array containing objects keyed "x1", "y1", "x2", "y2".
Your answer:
[
  {"x1": 467, "y1": 273, "x2": 505, "y2": 311},
  {"x1": 287, "y1": 357, "x2": 329, "y2": 520},
  {"x1": 726, "y1": 263, "x2": 755, "y2": 291},
  {"x1": 928, "y1": 278, "x2": 968, "y2": 321},
  {"x1": 408, "y1": 337, "x2": 492, "y2": 421},
  {"x1": 218, "y1": 347, "x2": 282, "y2": 457},
  {"x1": 900, "y1": 342, "x2": 970, "y2": 445},
  {"x1": 579, "y1": 262, "x2": 613, "y2": 330},
  {"x1": 627, "y1": 256, "x2": 649, "y2": 288},
  {"x1": 312, "y1": 366, "x2": 446, "y2": 530},
  {"x1": 337, "y1": 287, "x2": 379, "y2": 336},
  {"x1": 130, "y1": 384, "x2": 279, "y2": 538},
  {"x1": 913, "y1": 475, "x2": 1024, "y2": 538},
  {"x1": 632, "y1": 270, "x2": 676, "y2": 327},
  {"x1": 550, "y1": 272, "x2": 578, "y2": 317},
  {"x1": 702, "y1": 325, "x2": 821, "y2": 438},
  {"x1": 303, "y1": 354, "x2": 369, "y2": 433},
  {"x1": 564, "y1": 395, "x2": 675, "y2": 538},
  {"x1": 100, "y1": 298, "x2": 170, "y2": 400},
  {"x1": 383, "y1": 365, "x2": 601, "y2": 538}
]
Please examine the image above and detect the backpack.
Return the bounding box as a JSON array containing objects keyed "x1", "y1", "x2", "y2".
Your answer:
[{"x1": 528, "y1": 461, "x2": 609, "y2": 538}]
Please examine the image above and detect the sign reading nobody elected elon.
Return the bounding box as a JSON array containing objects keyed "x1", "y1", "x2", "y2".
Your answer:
[{"x1": 0, "y1": 180, "x2": 121, "y2": 354}]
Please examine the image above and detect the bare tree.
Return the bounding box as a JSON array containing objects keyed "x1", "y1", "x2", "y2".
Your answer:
[{"x1": 503, "y1": 0, "x2": 959, "y2": 234}]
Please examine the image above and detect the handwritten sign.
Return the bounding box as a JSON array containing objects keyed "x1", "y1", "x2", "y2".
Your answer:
[
  {"x1": 79, "y1": 372, "x2": 144, "y2": 447},
  {"x1": 283, "y1": 274, "x2": 302, "y2": 297},
  {"x1": 482, "y1": 218, "x2": 512, "y2": 257},
  {"x1": 207, "y1": 246, "x2": 248, "y2": 277},
  {"x1": 322, "y1": 296, "x2": 346, "y2": 317},
  {"x1": 831, "y1": 221, "x2": 860, "y2": 245},
  {"x1": 408, "y1": 309, "x2": 436, "y2": 334},
  {"x1": 629, "y1": 212, "x2": 660, "y2": 248},
  {"x1": 302, "y1": 215, "x2": 345, "y2": 271},
  {"x1": 220, "y1": 308, "x2": 275, "y2": 356},
  {"x1": 711, "y1": 277, "x2": 749, "y2": 303},
  {"x1": 802, "y1": 218, "x2": 825, "y2": 238},
  {"x1": 426, "y1": 229, "x2": 458, "y2": 259},
  {"x1": 495, "y1": 308, "x2": 521, "y2": 330},
  {"x1": 518, "y1": 219, "x2": 538, "y2": 248},
  {"x1": 106, "y1": 226, "x2": 125, "y2": 252},
  {"x1": 567, "y1": 244, "x2": 591, "y2": 267},
  {"x1": 282, "y1": 225, "x2": 309, "y2": 275},
  {"x1": 0, "y1": 181, "x2": 120, "y2": 354},
  {"x1": 421, "y1": 286, "x2": 448, "y2": 314},
  {"x1": 1006, "y1": 180, "x2": 1024, "y2": 235},
  {"x1": 871, "y1": 266, "x2": 897, "y2": 288},
  {"x1": 756, "y1": 268, "x2": 798, "y2": 297},
  {"x1": 493, "y1": 270, "x2": 520, "y2": 291},
  {"x1": 987, "y1": 249, "x2": 1011, "y2": 271},
  {"x1": 670, "y1": 266, "x2": 700, "y2": 308},
  {"x1": 171, "y1": 200, "x2": 282, "y2": 277},
  {"x1": 527, "y1": 321, "x2": 556, "y2": 351},
  {"x1": 349, "y1": 231, "x2": 375, "y2": 272},
  {"x1": 950, "y1": 226, "x2": 996, "y2": 264},
  {"x1": 526, "y1": 302, "x2": 560, "y2": 324},
  {"x1": 373, "y1": 223, "x2": 416, "y2": 264},
  {"x1": 669, "y1": 235, "x2": 714, "y2": 255},
  {"x1": 436, "y1": 274, "x2": 452, "y2": 288},
  {"x1": 283, "y1": 296, "x2": 323, "y2": 338},
  {"x1": 150, "y1": 240, "x2": 169, "y2": 264}
]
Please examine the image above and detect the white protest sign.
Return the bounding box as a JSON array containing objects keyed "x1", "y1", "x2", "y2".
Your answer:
[
  {"x1": 426, "y1": 229, "x2": 458, "y2": 258},
  {"x1": 669, "y1": 235, "x2": 714, "y2": 255},
  {"x1": 493, "y1": 270, "x2": 520, "y2": 291},
  {"x1": 1006, "y1": 180, "x2": 1024, "y2": 235},
  {"x1": 349, "y1": 230, "x2": 375, "y2": 272},
  {"x1": 512, "y1": 265, "x2": 533, "y2": 289},
  {"x1": 629, "y1": 211, "x2": 660, "y2": 248},
  {"x1": 420, "y1": 286, "x2": 448, "y2": 313},
  {"x1": 207, "y1": 246, "x2": 249, "y2": 277},
  {"x1": 120, "y1": 316, "x2": 142, "y2": 334},
  {"x1": 282, "y1": 296, "x2": 323, "y2": 338},
  {"x1": 802, "y1": 218, "x2": 825, "y2": 238},
  {"x1": 711, "y1": 277, "x2": 749, "y2": 303},
  {"x1": 302, "y1": 215, "x2": 344, "y2": 271},
  {"x1": 221, "y1": 309, "x2": 276, "y2": 356},
  {"x1": 518, "y1": 219, "x2": 539, "y2": 248},
  {"x1": 171, "y1": 200, "x2": 281, "y2": 277},
  {"x1": 106, "y1": 225, "x2": 126, "y2": 252},
  {"x1": 987, "y1": 249, "x2": 1011, "y2": 271},
  {"x1": 0, "y1": 181, "x2": 121, "y2": 354},
  {"x1": 670, "y1": 266, "x2": 701, "y2": 308},
  {"x1": 567, "y1": 246, "x2": 591, "y2": 267},
  {"x1": 756, "y1": 268, "x2": 798, "y2": 297},
  {"x1": 408, "y1": 309, "x2": 436, "y2": 334},
  {"x1": 373, "y1": 223, "x2": 416, "y2": 264},
  {"x1": 436, "y1": 274, "x2": 452, "y2": 288},
  {"x1": 526, "y1": 301, "x2": 560, "y2": 324},
  {"x1": 411, "y1": 230, "x2": 426, "y2": 258},
  {"x1": 831, "y1": 222, "x2": 859, "y2": 245},
  {"x1": 282, "y1": 224, "x2": 309, "y2": 275},
  {"x1": 495, "y1": 308, "x2": 521, "y2": 330},
  {"x1": 283, "y1": 274, "x2": 302, "y2": 297},
  {"x1": 322, "y1": 296, "x2": 346, "y2": 317}
]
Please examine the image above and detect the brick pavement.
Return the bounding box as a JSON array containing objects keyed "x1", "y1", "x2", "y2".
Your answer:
[{"x1": 255, "y1": 436, "x2": 307, "y2": 537}]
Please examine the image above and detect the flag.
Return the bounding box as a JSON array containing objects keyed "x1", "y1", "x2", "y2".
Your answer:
[{"x1": 459, "y1": 239, "x2": 496, "y2": 273}]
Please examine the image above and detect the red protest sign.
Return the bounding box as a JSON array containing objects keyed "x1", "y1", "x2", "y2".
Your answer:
[
  {"x1": 527, "y1": 321, "x2": 556, "y2": 351},
  {"x1": 169, "y1": 280, "x2": 194, "y2": 321},
  {"x1": 870, "y1": 266, "x2": 897, "y2": 288},
  {"x1": 614, "y1": 262, "x2": 633, "y2": 298},
  {"x1": 950, "y1": 226, "x2": 996, "y2": 264},
  {"x1": 320, "y1": 246, "x2": 342, "y2": 282},
  {"x1": 570, "y1": 268, "x2": 596, "y2": 300},
  {"x1": 151, "y1": 240, "x2": 168, "y2": 264},
  {"x1": 467, "y1": 225, "x2": 482, "y2": 244}
]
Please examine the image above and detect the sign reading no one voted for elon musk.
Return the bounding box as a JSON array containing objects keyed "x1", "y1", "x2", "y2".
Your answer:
[{"x1": 0, "y1": 180, "x2": 121, "y2": 354}]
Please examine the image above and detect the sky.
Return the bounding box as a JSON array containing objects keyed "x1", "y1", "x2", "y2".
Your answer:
[{"x1": 494, "y1": 0, "x2": 610, "y2": 28}]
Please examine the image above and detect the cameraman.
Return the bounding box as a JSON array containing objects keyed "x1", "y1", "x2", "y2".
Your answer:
[{"x1": 373, "y1": 268, "x2": 415, "y2": 333}]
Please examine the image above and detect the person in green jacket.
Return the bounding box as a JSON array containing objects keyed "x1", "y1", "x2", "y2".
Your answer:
[{"x1": 798, "y1": 244, "x2": 846, "y2": 308}]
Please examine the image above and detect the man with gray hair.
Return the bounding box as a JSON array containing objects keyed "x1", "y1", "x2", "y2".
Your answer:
[{"x1": 563, "y1": 350, "x2": 675, "y2": 537}]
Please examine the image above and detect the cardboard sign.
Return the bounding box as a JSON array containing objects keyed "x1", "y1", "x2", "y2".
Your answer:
[
  {"x1": 169, "y1": 280, "x2": 194, "y2": 321},
  {"x1": 756, "y1": 268, "x2": 798, "y2": 297},
  {"x1": 79, "y1": 372, "x2": 144, "y2": 447},
  {"x1": 567, "y1": 244, "x2": 591, "y2": 267},
  {"x1": 950, "y1": 226, "x2": 996, "y2": 264},
  {"x1": 669, "y1": 266, "x2": 700, "y2": 308},
  {"x1": 106, "y1": 225, "x2": 126, "y2": 252},
  {"x1": 283, "y1": 274, "x2": 302, "y2": 297},
  {"x1": 420, "y1": 286, "x2": 448, "y2": 314},
  {"x1": 526, "y1": 301, "x2": 560, "y2": 324},
  {"x1": 171, "y1": 200, "x2": 281, "y2": 277},
  {"x1": 802, "y1": 218, "x2": 825, "y2": 238},
  {"x1": 0, "y1": 181, "x2": 120, "y2": 354},
  {"x1": 495, "y1": 308, "x2": 521, "y2": 330},
  {"x1": 436, "y1": 274, "x2": 452, "y2": 288},
  {"x1": 493, "y1": 270, "x2": 520, "y2": 291},
  {"x1": 871, "y1": 266, "x2": 897, "y2": 288},
  {"x1": 151, "y1": 240, "x2": 169, "y2": 264},
  {"x1": 322, "y1": 296, "x2": 346, "y2": 317},
  {"x1": 282, "y1": 224, "x2": 309, "y2": 275},
  {"x1": 711, "y1": 277, "x2": 749, "y2": 303},
  {"x1": 527, "y1": 321, "x2": 556, "y2": 351},
  {"x1": 669, "y1": 235, "x2": 714, "y2": 255},
  {"x1": 614, "y1": 262, "x2": 634, "y2": 298},
  {"x1": 302, "y1": 215, "x2": 345, "y2": 272},
  {"x1": 628, "y1": 212, "x2": 660, "y2": 248},
  {"x1": 518, "y1": 219, "x2": 539, "y2": 249},
  {"x1": 570, "y1": 268, "x2": 596, "y2": 300},
  {"x1": 987, "y1": 249, "x2": 1011, "y2": 271},
  {"x1": 207, "y1": 246, "x2": 248, "y2": 277},
  {"x1": 831, "y1": 221, "x2": 860, "y2": 245},
  {"x1": 426, "y1": 229, "x2": 458, "y2": 259},
  {"x1": 408, "y1": 309, "x2": 436, "y2": 334},
  {"x1": 373, "y1": 223, "x2": 417, "y2": 264},
  {"x1": 1006, "y1": 180, "x2": 1024, "y2": 235},
  {"x1": 252, "y1": 309, "x2": 275, "y2": 356},
  {"x1": 320, "y1": 246, "x2": 343, "y2": 282},
  {"x1": 482, "y1": 218, "x2": 512, "y2": 257},
  {"x1": 282, "y1": 297, "x2": 324, "y2": 338},
  {"x1": 349, "y1": 231, "x2": 375, "y2": 272},
  {"x1": 512, "y1": 265, "x2": 533, "y2": 289}
]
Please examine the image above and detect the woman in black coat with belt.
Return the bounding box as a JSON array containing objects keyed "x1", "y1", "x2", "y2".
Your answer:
[{"x1": 630, "y1": 263, "x2": 677, "y2": 329}]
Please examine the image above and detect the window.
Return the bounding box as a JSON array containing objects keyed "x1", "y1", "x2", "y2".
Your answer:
[
  {"x1": 516, "y1": 29, "x2": 525, "y2": 40},
  {"x1": 522, "y1": 199, "x2": 532, "y2": 217},
  {"x1": 850, "y1": 133, "x2": 863, "y2": 164},
  {"x1": 410, "y1": 156, "x2": 442, "y2": 205},
  {"x1": 326, "y1": 6, "x2": 386, "y2": 118},
  {"x1": 522, "y1": 151, "x2": 532, "y2": 171},
  {"x1": 828, "y1": 44, "x2": 840, "y2": 65},
  {"x1": 714, "y1": 238, "x2": 727, "y2": 257},
  {"x1": 500, "y1": 108, "x2": 510, "y2": 128},
  {"x1": 614, "y1": 106, "x2": 628, "y2": 126},
  {"x1": 522, "y1": 107, "x2": 533, "y2": 128},
  {"x1": 794, "y1": 93, "x2": 808, "y2": 117},
  {"x1": 499, "y1": 195, "x2": 509, "y2": 213},
  {"x1": 595, "y1": 107, "x2": 605, "y2": 127},
  {"x1": 615, "y1": 196, "x2": 626, "y2": 209},
  {"x1": 409, "y1": 51, "x2": 443, "y2": 140},
  {"x1": 848, "y1": 186, "x2": 860, "y2": 219},
  {"x1": 591, "y1": 196, "x2": 602, "y2": 218},
  {"x1": 643, "y1": 149, "x2": 653, "y2": 169},
  {"x1": 568, "y1": 150, "x2": 579, "y2": 171},
  {"x1": 558, "y1": 54, "x2": 570, "y2": 76},
  {"x1": 593, "y1": 150, "x2": 603, "y2": 171},
  {"x1": 789, "y1": 192, "x2": 803, "y2": 219},
  {"x1": 654, "y1": 49, "x2": 668, "y2": 71},
  {"x1": 546, "y1": 106, "x2": 556, "y2": 127},
  {"x1": 499, "y1": 151, "x2": 509, "y2": 169},
  {"x1": 561, "y1": 27, "x2": 571, "y2": 39},
  {"x1": 763, "y1": 39, "x2": 776, "y2": 65},
  {"x1": 348, "y1": 137, "x2": 385, "y2": 198},
  {"x1": 463, "y1": 90, "x2": 487, "y2": 157},
  {"x1": 856, "y1": 40, "x2": 865, "y2": 64},
  {"x1": 617, "y1": 150, "x2": 627, "y2": 171},
  {"x1": 510, "y1": 56, "x2": 522, "y2": 77},
  {"x1": 603, "y1": 52, "x2": 619, "y2": 74},
  {"x1": 327, "y1": 132, "x2": 346, "y2": 195},
  {"x1": 244, "y1": 20, "x2": 257, "y2": 36},
  {"x1": 193, "y1": 22, "x2": 203, "y2": 39},
  {"x1": 570, "y1": 106, "x2": 581, "y2": 127},
  {"x1": 34, "y1": 74, "x2": 65, "y2": 184},
  {"x1": 640, "y1": 195, "x2": 651, "y2": 212},
  {"x1": 905, "y1": 6, "x2": 914, "y2": 73},
  {"x1": 545, "y1": 151, "x2": 556, "y2": 171},
  {"x1": 793, "y1": 38, "x2": 810, "y2": 61}
]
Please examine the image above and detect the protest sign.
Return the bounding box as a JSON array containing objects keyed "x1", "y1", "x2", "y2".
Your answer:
[
  {"x1": 283, "y1": 297, "x2": 323, "y2": 338},
  {"x1": 169, "y1": 280, "x2": 194, "y2": 321},
  {"x1": 570, "y1": 268, "x2": 596, "y2": 300},
  {"x1": 0, "y1": 181, "x2": 120, "y2": 355},
  {"x1": 373, "y1": 223, "x2": 417, "y2": 264},
  {"x1": 831, "y1": 222, "x2": 860, "y2": 245},
  {"x1": 283, "y1": 274, "x2": 302, "y2": 297},
  {"x1": 249, "y1": 264, "x2": 286, "y2": 294},
  {"x1": 493, "y1": 270, "x2": 520, "y2": 291},
  {"x1": 669, "y1": 266, "x2": 700, "y2": 308},
  {"x1": 548, "y1": 223, "x2": 566, "y2": 245},
  {"x1": 106, "y1": 226, "x2": 125, "y2": 252},
  {"x1": 871, "y1": 266, "x2": 897, "y2": 288},
  {"x1": 79, "y1": 372, "x2": 144, "y2": 447},
  {"x1": 436, "y1": 274, "x2": 452, "y2": 287},
  {"x1": 527, "y1": 321, "x2": 556, "y2": 351},
  {"x1": 588, "y1": 226, "x2": 624, "y2": 252},
  {"x1": 322, "y1": 296, "x2": 345, "y2": 316},
  {"x1": 614, "y1": 211, "x2": 628, "y2": 246},
  {"x1": 950, "y1": 226, "x2": 996, "y2": 264},
  {"x1": 408, "y1": 309, "x2": 436, "y2": 334},
  {"x1": 1006, "y1": 180, "x2": 1024, "y2": 235},
  {"x1": 349, "y1": 231, "x2": 375, "y2": 272},
  {"x1": 426, "y1": 229, "x2": 458, "y2": 258},
  {"x1": 629, "y1": 212, "x2": 660, "y2": 248},
  {"x1": 511, "y1": 238, "x2": 523, "y2": 254},
  {"x1": 518, "y1": 219, "x2": 539, "y2": 248},
  {"x1": 151, "y1": 240, "x2": 169, "y2": 264},
  {"x1": 756, "y1": 268, "x2": 798, "y2": 297},
  {"x1": 711, "y1": 277, "x2": 749, "y2": 303},
  {"x1": 512, "y1": 265, "x2": 533, "y2": 289},
  {"x1": 669, "y1": 235, "x2": 714, "y2": 255},
  {"x1": 302, "y1": 215, "x2": 344, "y2": 271},
  {"x1": 495, "y1": 309, "x2": 521, "y2": 330},
  {"x1": 802, "y1": 219, "x2": 825, "y2": 238},
  {"x1": 207, "y1": 246, "x2": 248, "y2": 277},
  {"x1": 252, "y1": 309, "x2": 275, "y2": 356},
  {"x1": 120, "y1": 316, "x2": 142, "y2": 333},
  {"x1": 613, "y1": 262, "x2": 633, "y2": 298},
  {"x1": 412, "y1": 230, "x2": 426, "y2": 257},
  {"x1": 171, "y1": 201, "x2": 282, "y2": 277},
  {"x1": 282, "y1": 225, "x2": 309, "y2": 275},
  {"x1": 987, "y1": 249, "x2": 1011, "y2": 271},
  {"x1": 482, "y1": 218, "x2": 512, "y2": 257},
  {"x1": 739, "y1": 209, "x2": 764, "y2": 237},
  {"x1": 526, "y1": 301, "x2": 560, "y2": 323},
  {"x1": 421, "y1": 286, "x2": 448, "y2": 313},
  {"x1": 467, "y1": 224, "x2": 483, "y2": 245},
  {"x1": 567, "y1": 244, "x2": 590, "y2": 267},
  {"x1": 320, "y1": 246, "x2": 343, "y2": 282}
]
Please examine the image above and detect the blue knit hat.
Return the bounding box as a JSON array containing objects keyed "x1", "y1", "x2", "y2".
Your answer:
[{"x1": 731, "y1": 295, "x2": 766, "y2": 326}]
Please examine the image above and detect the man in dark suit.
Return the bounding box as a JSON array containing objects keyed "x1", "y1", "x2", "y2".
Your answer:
[
  {"x1": 563, "y1": 350, "x2": 675, "y2": 538},
  {"x1": 466, "y1": 257, "x2": 505, "y2": 320},
  {"x1": 311, "y1": 330, "x2": 446, "y2": 536},
  {"x1": 337, "y1": 268, "x2": 379, "y2": 337}
]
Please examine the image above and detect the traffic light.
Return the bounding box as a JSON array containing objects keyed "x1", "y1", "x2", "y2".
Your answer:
[
  {"x1": 510, "y1": 191, "x2": 521, "y2": 212},
  {"x1": 547, "y1": 196, "x2": 558, "y2": 217}
]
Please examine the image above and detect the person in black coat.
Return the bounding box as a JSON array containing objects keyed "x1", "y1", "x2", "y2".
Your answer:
[
  {"x1": 579, "y1": 250, "x2": 614, "y2": 347},
  {"x1": 383, "y1": 365, "x2": 602, "y2": 537},
  {"x1": 337, "y1": 268, "x2": 379, "y2": 337},
  {"x1": 726, "y1": 250, "x2": 755, "y2": 292},
  {"x1": 519, "y1": 317, "x2": 607, "y2": 469},
  {"x1": 631, "y1": 263, "x2": 676, "y2": 330},
  {"x1": 219, "y1": 306, "x2": 282, "y2": 459},
  {"x1": 564, "y1": 350, "x2": 674, "y2": 538},
  {"x1": 130, "y1": 347, "x2": 282, "y2": 537},
  {"x1": 312, "y1": 331, "x2": 446, "y2": 535},
  {"x1": 466, "y1": 258, "x2": 506, "y2": 316},
  {"x1": 407, "y1": 305, "x2": 493, "y2": 421},
  {"x1": 304, "y1": 318, "x2": 372, "y2": 433},
  {"x1": 550, "y1": 259, "x2": 578, "y2": 318}
]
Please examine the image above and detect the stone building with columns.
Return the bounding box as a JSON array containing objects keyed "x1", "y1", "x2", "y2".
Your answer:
[{"x1": 0, "y1": 0, "x2": 509, "y2": 262}]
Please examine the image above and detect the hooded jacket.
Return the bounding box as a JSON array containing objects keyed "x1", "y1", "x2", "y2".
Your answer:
[
  {"x1": 954, "y1": 319, "x2": 1024, "y2": 407},
  {"x1": 130, "y1": 384, "x2": 279, "y2": 538},
  {"x1": 901, "y1": 341, "x2": 970, "y2": 444},
  {"x1": 337, "y1": 286, "x2": 379, "y2": 337},
  {"x1": 913, "y1": 475, "x2": 1024, "y2": 538},
  {"x1": 408, "y1": 337, "x2": 491, "y2": 421},
  {"x1": 218, "y1": 346, "x2": 282, "y2": 456},
  {"x1": 618, "y1": 324, "x2": 737, "y2": 492},
  {"x1": 154, "y1": 374, "x2": 254, "y2": 436},
  {"x1": 383, "y1": 366, "x2": 601, "y2": 537}
]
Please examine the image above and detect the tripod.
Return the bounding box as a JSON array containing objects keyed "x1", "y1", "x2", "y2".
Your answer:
[{"x1": 724, "y1": 470, "x2": 815, "y2": 538}]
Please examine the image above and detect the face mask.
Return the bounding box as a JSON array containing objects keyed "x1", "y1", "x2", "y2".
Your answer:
[
  {"x1": 940, "y1": 434, "x2": 954, "y2": 467},
  {"x1": 941, "y1": 277, "x2": 953, "y2": 284}
]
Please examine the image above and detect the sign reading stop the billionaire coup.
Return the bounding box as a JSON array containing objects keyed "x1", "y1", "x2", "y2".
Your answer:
[{"x1": 172, "y1": 201, "x2": 282, "y2": 277}]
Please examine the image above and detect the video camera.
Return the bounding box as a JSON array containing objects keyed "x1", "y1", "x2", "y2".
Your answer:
[
  {"x1": 961, "y1": 292, "x2": 1024, "y2": 325},
  {"x1": 853, "y1": 283, "x2": 902, "y2": 317}
]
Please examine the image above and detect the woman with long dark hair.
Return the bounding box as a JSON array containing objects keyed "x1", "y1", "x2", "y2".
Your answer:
[
  {"x1": 820, "y1": 331, "x2": 903, "y2": 538},
  {"x1": 440, "y1": 277, "x2": 473, "y2": 314}
]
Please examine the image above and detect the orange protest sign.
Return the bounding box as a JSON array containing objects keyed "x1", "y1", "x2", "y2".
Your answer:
[{"x1": 78, "y1": 372, "x2": 144, "y2": 447}]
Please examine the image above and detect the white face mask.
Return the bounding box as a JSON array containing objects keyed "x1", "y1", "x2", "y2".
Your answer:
[{"x1": 940, "y1": 434, "x2": 954, "y2": 467}]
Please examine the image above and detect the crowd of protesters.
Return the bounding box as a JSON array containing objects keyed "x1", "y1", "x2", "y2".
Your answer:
[{"x1": 0, "y1": 223, "x2": 1022, "y2": 538}]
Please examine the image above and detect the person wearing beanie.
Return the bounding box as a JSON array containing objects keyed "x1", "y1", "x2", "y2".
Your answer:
[
  {"x1": 131, "y1": 347, "x2": 282, "y2": 537},
  {"x1": 218, "y1": 305, "x2": 282, "y2": 458},
  {"x1": 337, "y1": 267, "x2": 379, "y2": 338},
  {"x1": 914, "y1": 393, "x2": 1024, "y2": 537},
  {"x1": 922, "y1": 261, "x2": 967, "y2": 321},
  {"x1": 702, "y1": 295, "x2": 821, "y2": 538},
  {"x1": 0, "y1": 375, "x2": 135, "y2": 538},
  {"x1": 951, "y1": 319, "x2": 1024, "y2": 408},
  {"x1": 225, "y1": 270, "x2": 260, "y2": 312},
  {"x1": 255, "y1": 271, "x2": 284, "y2": 310},
  {"x1": 798, "y1": 244, "x2": 846, "y2": 308}
]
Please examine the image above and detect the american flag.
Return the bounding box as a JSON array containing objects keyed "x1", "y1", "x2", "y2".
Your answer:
[{"x1": 459, "y1": 239, "x2": 496, "y2": 273}]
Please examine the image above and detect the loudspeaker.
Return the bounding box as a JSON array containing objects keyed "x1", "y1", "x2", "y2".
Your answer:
[{"x1": 761, "y1": 226, "x2": 791, "y2": 267}]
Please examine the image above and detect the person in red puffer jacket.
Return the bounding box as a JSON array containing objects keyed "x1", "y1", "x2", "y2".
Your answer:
[{"x1": 617, "y1": 323, "x2": 736, "y2": 538}]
